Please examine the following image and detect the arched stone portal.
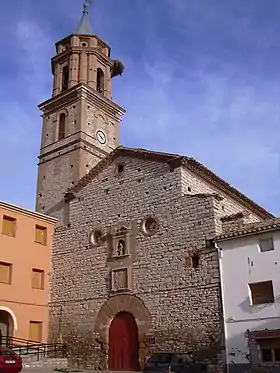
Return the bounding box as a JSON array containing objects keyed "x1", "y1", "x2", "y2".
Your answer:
[
  {"x1": 95, "y1": 294, "x2": 152, "y2": 370},
  {"x1": 0, "y1": 307, "x2": 17, "y2": 345},
  {"x1": 108, "y1": 312, "x2": 139, "y2": 371}
]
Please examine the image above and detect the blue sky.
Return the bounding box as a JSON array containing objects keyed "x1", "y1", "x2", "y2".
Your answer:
[{"x1": 0, "y1": 0, "x2": 280, "y2": 215}]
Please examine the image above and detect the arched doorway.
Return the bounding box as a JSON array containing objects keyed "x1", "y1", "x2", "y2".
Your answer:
[
  {"x1": 0, "y1": 310, "x2": 14, "y2": 345},
  {"x1": 108, "y1": 312, "x2": 140, "y2": 371}
]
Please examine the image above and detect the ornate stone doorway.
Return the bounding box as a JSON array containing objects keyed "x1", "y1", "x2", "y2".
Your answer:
[
  {"x1": 108, "y1": 312, "x2": 139, "y2": 371},
  {"x1": 95, "y1": 294, "x2": 152, "y2": 370}
]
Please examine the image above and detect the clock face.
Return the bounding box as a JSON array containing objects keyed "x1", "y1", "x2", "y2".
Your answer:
[{"x1": 96, "y1": 130, "x2": 107, "y2": 145}]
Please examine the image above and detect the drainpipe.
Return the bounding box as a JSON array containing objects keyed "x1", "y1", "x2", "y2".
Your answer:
[{"x1": 216, "y1": 242, "x2": 229, "y2": 373}]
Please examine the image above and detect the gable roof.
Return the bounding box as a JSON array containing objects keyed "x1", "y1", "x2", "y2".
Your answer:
[
  {"x1": 68, "y1": 146, "x2": 274, "y2": 220},
  {"x1": 216, "y1": 218, "x2": 280, "y2": 241}
]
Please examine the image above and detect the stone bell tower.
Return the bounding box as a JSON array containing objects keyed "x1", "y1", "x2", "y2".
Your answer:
[{"x1": 35, "y1": 1, "x2": 125, "y2": 218}]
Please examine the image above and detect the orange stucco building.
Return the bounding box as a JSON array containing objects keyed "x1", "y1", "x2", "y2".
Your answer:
[{"x1": 0, "y1": 200, "x2": 57, "y2": 343}]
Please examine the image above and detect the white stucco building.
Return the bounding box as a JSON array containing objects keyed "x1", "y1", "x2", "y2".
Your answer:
[{"x1": 217, "y1": 218, "x2": 280, "y2": 372}]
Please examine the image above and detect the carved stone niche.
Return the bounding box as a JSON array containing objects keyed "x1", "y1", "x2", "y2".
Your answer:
[
  {"x1": 112, "y1": 226, "x2": 130, "y2": 258},
  {"x1": 111, "y1": 267, "x2": 131, "y2": 292}
]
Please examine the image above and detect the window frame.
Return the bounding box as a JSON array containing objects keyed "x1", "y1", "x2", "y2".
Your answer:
[
  {"x1": 0, "y1": 261, "x2": 12, "y2": 284},
  {"x1": 259, "y1": 237, "x2": 275, "y2": 253},
  {"x1": 29, "y1": 321, "x2": 43, "y2": 342},
  {"x1": 34, "y1": 224, "x2": 47, "y2": 246},
  {"x1": 31, "y1": 268, "x2": 45, "y2": 290},
  {"x1": 2, "y1": 215, "x2": 16, "y2": 237},
  {"x1": 249, "y1": 280, "x2": 275, "y2": 305},
  {"x1": 58, "y1": 113, "x2": 66, "y2": 141}
]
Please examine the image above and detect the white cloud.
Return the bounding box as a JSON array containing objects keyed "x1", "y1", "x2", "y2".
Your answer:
[{"x1": 1, "y1": 1, "x2": 280, "y2": 215}]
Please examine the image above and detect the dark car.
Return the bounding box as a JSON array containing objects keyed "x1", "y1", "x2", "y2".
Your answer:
[
  {"x1": 144, "y1": 352, "x2": 206, "y2": 373},
  {"x1": 0, "y1": 347, "x2": 23, "y2": 373}
]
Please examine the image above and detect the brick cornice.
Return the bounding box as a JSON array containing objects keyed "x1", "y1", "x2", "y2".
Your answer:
[
  {"x1": 38, "y1": 84, "x2": 125, "y2": 120},
  {"x1": 67, "y1": 145, "x2": 273, "y2": 220}
]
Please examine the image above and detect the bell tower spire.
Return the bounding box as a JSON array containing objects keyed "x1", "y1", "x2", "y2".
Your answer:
[
  {"x1": 76, "y1": 0, "x2": 93, "y2": 35},
  {"x1": 35, "y1": 2, "x2": 125, "y2": 219}
]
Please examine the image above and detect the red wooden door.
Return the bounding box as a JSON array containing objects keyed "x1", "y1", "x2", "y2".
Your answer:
[{"x1": 108, "y1": 312, "x2": 140, "y2": 371}]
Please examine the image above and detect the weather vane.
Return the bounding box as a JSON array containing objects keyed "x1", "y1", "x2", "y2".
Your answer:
[{"x1": 83, "y1": 0, "x2": 93, "y2": 13}]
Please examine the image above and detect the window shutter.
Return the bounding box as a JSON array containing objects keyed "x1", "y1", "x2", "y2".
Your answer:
[
  {"x1": 29, "y1": 322, "x2": 42, "y2": 342},
  {"x1": 32, "y1": 270, "x2": 44, "y2": 289},
  {"x1": 35, "y1": 226, "x2": 47, "y2": 245},
  {"x1": 0, "y1": 263, "x2": 9, "y2": 283},
  {"x1": 2, "y1": 217, "x2": 15, "y2": 236},
  {"x1": 32, "y1": 271, "x2": 40, "y2": 289}
]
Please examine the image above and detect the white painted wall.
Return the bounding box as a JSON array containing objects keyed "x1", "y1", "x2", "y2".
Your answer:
[{"x1": 218, "y1": 230, "x2": 280, "y2": 366}]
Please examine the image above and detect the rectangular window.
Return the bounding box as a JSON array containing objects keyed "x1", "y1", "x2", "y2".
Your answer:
[
  {"x1": 0, "y1": 262, "x2": 12, "y2": 284},
  {"x1": 249, "y1": 281, "x2": 274, "y2": 305},
  {"x1": 257, "y1": 338, "x2": 280, "y2": 363},
  {"x1": 259, "y1": 237, "x2": 274, "y2": 252},
  {"x1": 35, "y1": 225, "x2": 47, "y2": 245},
  {"x1": 2, "y1": 215, "x2": 16, "y2": 237},
  {"x1": 29, "y1": 321, "x2": 43, "y2": 342},
  {"x1": 31, "y1": 269, "x2": 44, "y2": 290}
]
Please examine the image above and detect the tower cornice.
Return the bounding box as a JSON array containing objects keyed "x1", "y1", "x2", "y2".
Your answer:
[
  {"x1": 38, "y1": 83, "x2": 126, "y2": 120},
  {"x1": 55, "y1": 34, "x2": 111, "y2": 54}
]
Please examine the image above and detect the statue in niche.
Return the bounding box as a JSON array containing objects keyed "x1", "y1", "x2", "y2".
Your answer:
[{"x1": 117, "y1": 239, "x2": 126, "y2": 256}]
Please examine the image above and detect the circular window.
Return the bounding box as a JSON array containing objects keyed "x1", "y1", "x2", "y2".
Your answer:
[
  {"x1": 89, "y1": 229, "x2": 103, "y2": 246},
  {"x1": 142, "y1": 217, "x2": 159, "y2": 235},
  {"x1": 81, "y1": 42, "x2": 88, "y2": 47}
]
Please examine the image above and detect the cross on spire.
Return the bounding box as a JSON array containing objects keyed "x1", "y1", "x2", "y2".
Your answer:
[
  {"x1": 83, "y1": 0, "x2": 93, "y2": 14},
  {"x1": 76, "y1": 0, "x2": 94, "y2": 34}
]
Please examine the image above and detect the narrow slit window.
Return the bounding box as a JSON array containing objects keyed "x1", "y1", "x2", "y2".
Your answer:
[
  {"x1": 58, "y1": 113, "x2": 66, "y2": 140},
  {"x1": 61, "y1": 66, "x2": 69, "y2": 91},
  {"x1": 96, "y1": 68, "x2": 105, "y2": 94}
]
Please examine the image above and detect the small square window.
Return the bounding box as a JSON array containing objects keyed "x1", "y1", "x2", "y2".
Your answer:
[
  {"x1": 31, "y1": 269, "x2": 44, "y2": 290},
  {"x1": 259, "y1": 237, "x2": 274, "y2": 252},
  {"x1": 35, "y1": 225, "x2": 47, "y2": 245},
  {"x1": 29, "y1": 321, "x2": 43, "y2": 342},
  {"x1": 249, "y1": 281, "x2": 274, "y2": 305},
  {"x1": 2, "y1": 215, "x2": 16, "y2": 237},
  {"x1": 0, "y1": 262, "x2": 12, "y2": 284}
]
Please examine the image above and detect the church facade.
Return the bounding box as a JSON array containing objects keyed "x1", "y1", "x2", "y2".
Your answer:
[{"x1": 35, "y1": 4, "x2": 274, "y2": 371}]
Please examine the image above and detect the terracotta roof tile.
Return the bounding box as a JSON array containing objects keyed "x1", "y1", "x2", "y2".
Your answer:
[
  {"x1": 216, "y1": 218, "x2": 280, "y2": 241},
  {"x1": 67, "y1": 146, "x2": 274, "y2": 220}
]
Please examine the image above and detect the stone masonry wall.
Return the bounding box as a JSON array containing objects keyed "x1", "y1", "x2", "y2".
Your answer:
[
  {"x1": 181, "y1": 168, "x2": 262, "y2": 234},
  {"x1": 36, "y1": 96, "x2": 120, "y2": 217},
  {"x1": 49, "y1": 155, "x2": 266, "y2": 370}
]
